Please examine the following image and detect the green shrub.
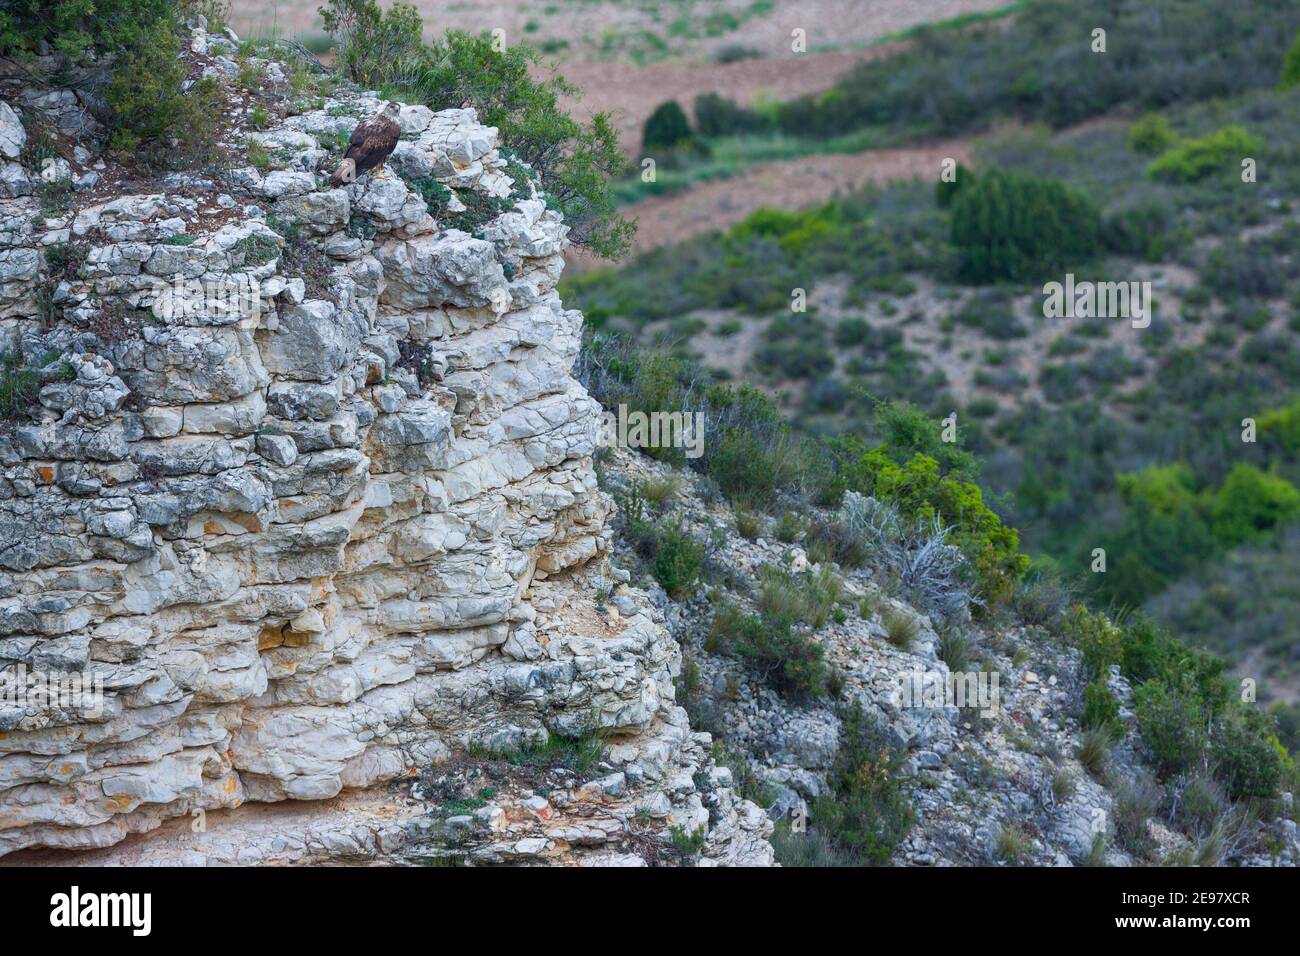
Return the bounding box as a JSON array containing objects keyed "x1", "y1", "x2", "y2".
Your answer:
[
  {"x1": 937, "y1": 628, "x2": 970, "y2": 672},
  {"x1": 1210, "y1": 463, "x2": 1300, "y2": 548},
  {"x1": 770, "y1": 820, "x2": 858, "y2": 867},
  {"x1": 755, "y1": 565, "x2": 842, "y2": 631},
  {"x1": 1282, "y1": 29, "x2": 1300, "y2": 88},
  {"x1": 882, "y1": 608, "x2": 918, "y2": 650},
  {"x1": 0, "y1": 352, "x2": 46, "y2": 420},
  {"x1": 1076, "y1": 727, "x2": 1111, "y2": 778},
  {"x1": 651, "y1": 520, "x2": 705, "y2": 600},
  {"x1": 1092, "y1": 463, "x2": 1216, "y2": 608},
  {"x1": 1257, "y1": 397, "x2": 1300, "y2": 455},
  {"x1": 934, "y1": 162, "x2": 975, "y2": 208},
  {"x1": 668, "y1": 824, "x2": 705, "y2": 856},
  {"x1": 1100, "y1": 196, "x2": 1173, "y2": 259},
  {"x1": 1113, "y1": 777, "x2": 1159, "y2": 858},
  {"x1": 481, "y1": 732, "x2": 604, "y2": 775},
  {"x1": 997, "y1": 822, "x2": 1032, "y2": 865},
  {"x1": 773, "y1": 511, "x2": 804, "y2": 543},
  {"x1": 801, "y1": 565, "x2": 843, "y2": 630},
  {"x1": 1211, "y1": 708, "x2": 1290, "y2": 800},
  {"x1": 950, "y1": 168, "x2": 1100, "y2": 283},
  {"x1": 1134, "y1": 677, "x2": 1211, "y2": 777},
  {"x1": 693, "y1": 92, "x2": 772, "y2": 137},
  {"x1": 1082, "y1": 680, "x2": 1121, "y2": 734},
  {"x1": 1127, "y1": 113, "x2": 1178, "y2": 154},
  {"x1": 319, "y1": 0, "x2": 423, "y2": 88},
  {"x1": 809, "y1": 703, "x2": 913, "y2": 865},
  {"x1": 709, "y1": 429, "x2": 779, "y2": 509},
  {"x1": 1010, "y1": 569, "x2": 1072, "y2": 626},
  {"x1": 0, "y1": 2, "x2": 222, "y2": 170},
  {"x1": 0, "y1": 0, "x2": 176, "y2": 64},
  {"x1": 755, "y1": 565, "x2": 805, "y2": 623},
  {"x1": 1175, "y1": 774, "x2": 1227, "y2": 836},
  {"x1": 1064, "y1": 606, "x2": 1123, "y2": 681},
  {"x1": 405, "y1": 175, "x2": 453, "y2": 213},
  {"x1": 735, "y1": 512, "x2": 763, "y2": 541},
  {"x1": 834, "y1": 444, "x2": 1028, "y2": 605},
  {"x1": 642, "y1": 100, "x2": 693, "y2": 151},
  {"x1": 732, "y1": 615, "x2": 828, "y2": 701},
  {"x1": 637, "y1": 474, "x2": 681, "y2": 507},
  {"x1": 103, "y1": 22, "x2": 223, "y2": 168},
  {"x1": 1146, "y1": 125, "x2": 1262, "y2": 183},
  {"x1": 177, "y1": 0, "x2": 229, "y2": 31},
  {"x1": 804, "y1": 516, "x2": 869, "y2": 568},
  {"x1": 713, "y1": 573, "x2": 833, "y2": 701},
  {"x1": 706, "y1": 599, "x2": 751, "y2": 653}
]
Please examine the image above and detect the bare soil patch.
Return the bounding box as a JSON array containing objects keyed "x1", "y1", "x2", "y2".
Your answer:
[{"x1": 569, "y1": 138, "x2": 974, "y2": 269}]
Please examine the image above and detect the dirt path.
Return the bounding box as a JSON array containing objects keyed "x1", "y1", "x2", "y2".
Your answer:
[{"x1": 569, "y1": 138, "x2": 973, "y2": 268}]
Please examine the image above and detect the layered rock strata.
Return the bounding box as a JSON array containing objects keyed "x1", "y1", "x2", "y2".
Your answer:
[{"x1": 0, "y1": 41, "x2": 769, "y2": 864}]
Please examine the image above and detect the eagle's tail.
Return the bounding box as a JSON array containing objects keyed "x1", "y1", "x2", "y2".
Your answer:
[{"x1": 328, "y1": 158, "x2": 356, "y2": 189}]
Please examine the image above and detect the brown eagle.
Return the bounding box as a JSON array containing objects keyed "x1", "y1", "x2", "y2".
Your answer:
[{"x1": 328, "y1": 102, "x2": 401, "y2": 188}]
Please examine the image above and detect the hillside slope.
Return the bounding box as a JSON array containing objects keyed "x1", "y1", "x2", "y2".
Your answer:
[{"x1": 596, "y1": 444, "x2": 1299, "y2": 866}]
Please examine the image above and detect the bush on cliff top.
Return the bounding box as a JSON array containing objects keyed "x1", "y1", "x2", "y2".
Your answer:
[{"x1": 319, "y1": 0, "x2": 633, "y2": 259}]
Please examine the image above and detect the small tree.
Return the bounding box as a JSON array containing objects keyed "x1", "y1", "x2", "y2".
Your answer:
[
  {"x1": 1127, "y1": 113, "x2": 1178, "y2": 155},
  {"x1": 950, "y1": 168, "x2": 1099, "y2": 282},
  {"x1": 318, "y1": 0, "x2": 422, "y2": 89},
  {"x1": 642, "y1": 99, "x2": 693, "y2": 151},
  {"x1": 1, "y1": 1, "x2": 222, "y2": 170},
  {"x1": 1210, "y1": 463, "x2": 1300, "y2": 547}
]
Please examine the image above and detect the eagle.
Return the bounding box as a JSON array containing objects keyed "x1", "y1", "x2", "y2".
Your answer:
[{"x1": 328, "y1": 101, "x2": 401, "y2": 188}]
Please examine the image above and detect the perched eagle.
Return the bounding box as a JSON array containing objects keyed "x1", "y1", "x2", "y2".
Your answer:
[{"x1": 328, "y1": 102, "x2": 401, "y2": 188}]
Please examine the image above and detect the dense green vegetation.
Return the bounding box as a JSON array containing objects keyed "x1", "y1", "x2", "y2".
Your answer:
[
  {"x1": 642, "y1": 100, "x2": 694, "y2": 151},
  {"x1": 949, "y1": 168, "x2": 1100, "y2": 282},
  {"x1": 581, "y1": 334, "x2": 1027, "y2": 614},
  {"x1": 0, "y1": 0, "x2": 225, "y2": 168},
  {"x1": 776, "y1": 0, "x2": 1300, "y2": 139},
  {"x1": 0, "y1": 0, "x2": 177, "y2": 64},
  {"x1": 705, "y1": 566, "x2": 844, "y2": 700},
  {"x1": 804, "y1": 702, "x2": 915, "y2": 865},
  {"x1": 613, "y1": 0, "x2": 1300, "y2": 206},
  {"x1": 1065, "y1": 605, "x2": 1292, "y2": 802}
]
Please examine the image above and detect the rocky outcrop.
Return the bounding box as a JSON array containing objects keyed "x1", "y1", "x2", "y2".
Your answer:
[{"x1": 0, "y1": 36, "x2": 769, "y2": 864}]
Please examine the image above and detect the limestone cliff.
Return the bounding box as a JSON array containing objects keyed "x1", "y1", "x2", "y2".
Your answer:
[{"x1": 0, "y1": 33, "x2": 771, "y2": 865}]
